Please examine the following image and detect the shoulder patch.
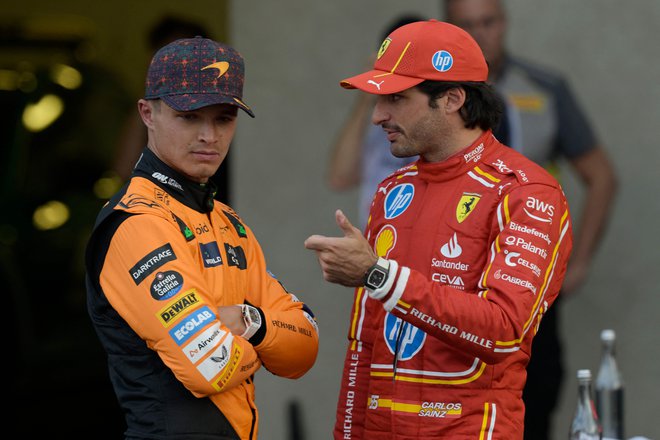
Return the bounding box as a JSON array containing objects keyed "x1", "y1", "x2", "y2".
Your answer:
[
  {"x1": 130, "y1": 243, "x2": 177, "y2": 285},
  {"x1": 223, "y1": 210, "x2": 247, "y2": 238},
  {"x1": 171, "y1": 214, "x2": 195, "y2": 241}
]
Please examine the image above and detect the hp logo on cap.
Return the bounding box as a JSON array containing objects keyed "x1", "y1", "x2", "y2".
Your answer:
[{"x1": 432, "y1": 50, "x2": 453, "y2": 72}]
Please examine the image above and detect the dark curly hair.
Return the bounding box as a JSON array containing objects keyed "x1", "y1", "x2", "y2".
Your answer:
[{"x1": 416, "y1": 81, "x2": 503, "y2": 131}]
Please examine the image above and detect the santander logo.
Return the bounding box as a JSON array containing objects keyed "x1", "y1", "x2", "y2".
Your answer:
[{"x1": 440, "y1": 233, "x2": 462, "y2": 258}]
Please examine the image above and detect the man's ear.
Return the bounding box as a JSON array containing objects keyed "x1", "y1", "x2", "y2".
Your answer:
[
  {"x1": 137, "y1": 99, "x2": 155, "y2": 129},
  {"x1": 444, "y1": 87, "x2": 467, "y2": 114}
]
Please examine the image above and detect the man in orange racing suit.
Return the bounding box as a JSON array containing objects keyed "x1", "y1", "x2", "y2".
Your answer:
[
  {"x1": 86, "y1": 37, "x2": 318, "y2": 440},
  {"x1": 304, "y1": 21, "x2": 571, "y2": 439}
]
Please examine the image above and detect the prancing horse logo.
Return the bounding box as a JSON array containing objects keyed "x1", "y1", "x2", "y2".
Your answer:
[{"x1": 456, "y1": 193, "x2": 481, "y2": 223}]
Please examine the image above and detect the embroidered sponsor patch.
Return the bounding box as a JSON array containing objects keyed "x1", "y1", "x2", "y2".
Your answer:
[
  {"x1": 157, "y1": 290, "x2": 200, "y2": 327},
  {"x1": 224, "y1": 243, "x2": 247, "y2": 269},
  {"x1": 455, "y1": 193, "x2": 481, "y2": 223},
  {"x1": 223, "y1": 210, "x2": 247, "y2": 238},
  {"x1": 384, "y1": 184, "x2": 414, "y2": 219},
  {"x1": 150, "y1": 270, "x2": 184, "y2": 300},
  {"x1": 200, "y1": 242, "x2": 223, "y2": 267},
  {"x1": 130, "y1": 243, "x2": 177, "y2": 285},
  {"x1": 172, "y1": 214, "x2": 195, "y2": 241},
  {"x1": 168, "y1": 304, "x2": 215, "y2": 345}
]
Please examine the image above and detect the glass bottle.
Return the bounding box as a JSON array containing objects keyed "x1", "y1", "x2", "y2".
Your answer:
[
  {"x1": 570, "y1": 369, "x2": 602, "y2": 440},
  {"x1": 595, "y1": 329, "x2": 624, "y2": 440}
]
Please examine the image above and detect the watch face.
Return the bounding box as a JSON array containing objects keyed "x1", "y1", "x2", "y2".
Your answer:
[
  {"x1": 368, "y1": 269, "x2": 386, "y2": 287},
  {"x1": 248, "y1": 307, "x2": 260, "y2": 324}
]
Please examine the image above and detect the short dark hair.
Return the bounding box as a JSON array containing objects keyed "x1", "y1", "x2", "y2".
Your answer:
[{"x1": 416, "y1": 81, "x2": 503, "y2": 131}]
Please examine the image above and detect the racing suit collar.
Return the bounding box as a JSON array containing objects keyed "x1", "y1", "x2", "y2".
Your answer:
[
  {"x1": 133, "y1": 147, "x2": 218, "y2": 213},
  {"x1": 417, "y1": 130, "x2": 499, "y2": 183}
]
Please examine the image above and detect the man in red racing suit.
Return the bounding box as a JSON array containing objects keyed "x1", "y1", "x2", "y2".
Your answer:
[{"x1": 305, "y1": 20, "x2": 572, "y2": 439}]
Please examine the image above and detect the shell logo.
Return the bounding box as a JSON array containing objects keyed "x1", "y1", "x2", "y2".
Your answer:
[{"x1": 375, "y1": 225, "x2": 397, "y2": 258}]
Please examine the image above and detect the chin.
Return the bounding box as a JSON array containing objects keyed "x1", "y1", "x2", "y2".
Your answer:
[
  {"x1": 391, "y1": 147, "x2": 416, "y2": 159},
  {"x1": 187, "y1": 168, "x2": 219, "y2": 184}
]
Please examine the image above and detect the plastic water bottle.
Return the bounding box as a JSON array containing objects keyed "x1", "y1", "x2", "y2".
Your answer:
[
  {"x1": 570, "y1": 369, "x2": 602, "y2": 439},
  {"x1": 595, "y1": 329, "x2": 624, "y2": 440}
]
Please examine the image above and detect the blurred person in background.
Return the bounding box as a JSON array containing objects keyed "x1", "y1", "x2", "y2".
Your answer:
[{"x1": 444, "y1": 1, "x2": 618, "y2": 438}]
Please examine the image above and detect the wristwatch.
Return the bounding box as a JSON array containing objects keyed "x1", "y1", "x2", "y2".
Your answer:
[
  {"x1": 364, "y1": 257, "x2": 390, "y2": 291},
  {"x1": 240, "y1": 304, "x2": 262, "y2": 341}
]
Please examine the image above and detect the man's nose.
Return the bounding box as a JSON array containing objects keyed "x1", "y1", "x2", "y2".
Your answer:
[
  {"x1": 198, "y1": 121, "x2": 218, "y2": 143},
  {"x1": 372, "y1": 98, "x2": 389, "y2": 126}
]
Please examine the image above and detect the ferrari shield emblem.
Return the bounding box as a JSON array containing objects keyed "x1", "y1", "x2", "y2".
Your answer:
[
  {"x1": 456, "y1": 193, "x2": 481, "y2": 223},
  {"x1": 377, "y1": 38, "x2": 391, "y2": 59}
]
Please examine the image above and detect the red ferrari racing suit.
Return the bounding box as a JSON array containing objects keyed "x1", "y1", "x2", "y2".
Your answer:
[
  {"x1": 86, "y1": 147, "x2": 319, "y2": 439},
  {"x1": 334, "y1": 130, "x2": 572, "y2": 439}
]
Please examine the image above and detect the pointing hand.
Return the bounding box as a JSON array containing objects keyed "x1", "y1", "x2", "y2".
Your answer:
[{"x1": 304, "y1": 209, "x2": 377, "y2": 287}]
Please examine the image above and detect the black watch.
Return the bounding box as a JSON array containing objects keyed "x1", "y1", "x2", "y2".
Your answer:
[{"x1": 364, "y1": 258, "x2": 390, "y2": 291}]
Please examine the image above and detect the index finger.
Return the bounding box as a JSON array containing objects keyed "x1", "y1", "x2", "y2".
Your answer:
[{"x1": 304, "y1": 234, "x2": 331, "y2": 251}]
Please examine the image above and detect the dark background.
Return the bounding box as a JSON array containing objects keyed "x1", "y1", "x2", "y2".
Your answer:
[{"x1": 2, "y1": 2, "x2": 229, "y2": 436}]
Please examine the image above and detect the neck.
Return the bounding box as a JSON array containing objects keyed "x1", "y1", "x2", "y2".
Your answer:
[{"x1": 422, "y1": 127, "x2": 485, "y2": 163}]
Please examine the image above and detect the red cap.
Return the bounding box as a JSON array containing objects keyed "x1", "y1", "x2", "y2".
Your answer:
[{"x1": 340, "y1": 20, "x2": 488, "y2": 94}]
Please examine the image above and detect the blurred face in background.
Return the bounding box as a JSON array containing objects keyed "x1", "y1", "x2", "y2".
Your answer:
[{"x1": 445, "y1": 0, "x2": 507, "y2": 76}]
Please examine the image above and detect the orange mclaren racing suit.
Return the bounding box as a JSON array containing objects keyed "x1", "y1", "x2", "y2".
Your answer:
[
  {"x1": 86, "y1": 148, "x2": 319, "y2": 439},
  {"x1": 334, "y1": 130, "x2": 572, "y2": 439}
]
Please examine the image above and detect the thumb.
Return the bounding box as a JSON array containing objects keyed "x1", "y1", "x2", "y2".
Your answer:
[{"x1": 335, "y1": 209, "x2": 360, "y2": 237}]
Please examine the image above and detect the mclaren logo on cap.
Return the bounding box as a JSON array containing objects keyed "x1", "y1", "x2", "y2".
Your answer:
[
  {"x1": 377, "y1": 38, "x2": 392, "y2": 59},
  {"x1": 202, "y1": 61, "x2": 230, "y2": 78}
]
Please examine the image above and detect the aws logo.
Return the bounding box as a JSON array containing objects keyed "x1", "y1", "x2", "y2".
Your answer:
[
  {"x1": 524, "y1": 196, "x2": 554, "y2": 223},
  {"x1": 202, "y1": 61, "x2": 230, "y2": 78}
]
